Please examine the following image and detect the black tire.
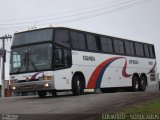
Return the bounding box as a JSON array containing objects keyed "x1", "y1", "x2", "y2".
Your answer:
[
  {"x1": 139, "y1": 76, "x2": 147, "y2": 91},
  {"x1": 72, "y1": 75, "x2": 84, "y2": 96},
  {"x1": 100, "y1": 88, "x2": 106, "y2": 93},
  {"x1": 132, "y1": 76, "x2": 140, "y2": 91},
  {"x1": 51, "y1": 90, "x2": 57, "y2": 96},
  {"x1": 38, "y1": 91, "x2": 47, "y2": 98}
]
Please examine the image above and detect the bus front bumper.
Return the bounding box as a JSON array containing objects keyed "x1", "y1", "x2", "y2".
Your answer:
[{"x1": 11, "y1": 80, "x2": 55, "y2": 92}]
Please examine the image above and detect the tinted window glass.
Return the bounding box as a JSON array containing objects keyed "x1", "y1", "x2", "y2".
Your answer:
[
  {"x1": 130, "y1": 42, "x2": 135, "y2": 55},
  {"x1": 95, "y1": 36, "x2": 101, "y2": 51},
  {"x1": 113, "y1": 39, "x2": 119, "y2": 53},
  {"x1": 113, "y1": 39, "x2": 124, "y2": 54},
  {"x1": 55, "y1": 29, "x2": 70, "y2": 47},
  {"x1": 13, "y1": 29, "x2": 53, "y2": 46},
  {"x1": 28, "y1": 44, "x2": 52, "y2": 71},
  {"x1": 135, "y1": 43, "x2": 144, "y2": 57},
  {"x1": 149, "y1": 45, "x2": 155, "y2": 58},
  {"x1": 119, "y1": 40, "x2": 124, "y2": 54},
  {"x1": 70, "y1": 31, "x2": 86, "y2": 50},
  {"x1": 144, "y1": 44, "x2": 150, "y2": 57},
  {"x1": 86, "y1": 34, "x2": 97, "y2": 51},
  {"x1": 101, "y1": 37, "x2": 113, "y2": 53},
  {"x1": 10, "y1": 44, "x2": 52, "y2": 73},
  {"x1": 64, "y1": 49, "x2": 72, "y2": 67},
  {"x1": 125, "y1": 41, "x2": 135, "y2": 55},
  {"x1": 54, "y1": 46, "x2": 72, "y2": 68}
]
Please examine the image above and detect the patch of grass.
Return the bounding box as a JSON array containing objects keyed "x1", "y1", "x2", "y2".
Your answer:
[
  {"x1": 101, "y1": 99, "x2": 160, "y2": 120},
  {"x1": 121, "y1": 99, "x2": 160, "y2": 120},
  {"x1": 123, "y1": 99, "x2": 160, "y2": 114}
]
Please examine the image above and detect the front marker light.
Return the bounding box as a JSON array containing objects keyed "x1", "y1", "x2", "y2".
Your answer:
[{"x1": 44, "y1": 76, "x2": 52, "y2": 80}]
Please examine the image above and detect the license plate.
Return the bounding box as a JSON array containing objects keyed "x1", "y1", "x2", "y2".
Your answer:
[{"x1": 23, "y1": 85, "x2": 33, "y2": 89}]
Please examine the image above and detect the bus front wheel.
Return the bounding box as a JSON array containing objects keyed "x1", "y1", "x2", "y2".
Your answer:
[
  {"x1": 38, "y1": 91, "x2": 47, "y2": 98},
  {"x1": 72, "y1": 75, "x2": 83, "y2": 96}
]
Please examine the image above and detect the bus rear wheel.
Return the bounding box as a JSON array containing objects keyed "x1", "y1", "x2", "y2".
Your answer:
[
  {"x1": 72, "y1": 75, "x2": 84, "y2": 96},
  {"x1": 38, "y1": 91, "x2": 47, "y2": 98},
  {"x1": 139, "y1": 76, "x2": 147, "y2": 91},
  {"x1": 132, "y1": 76, "x2": 139, "y2": 91}
]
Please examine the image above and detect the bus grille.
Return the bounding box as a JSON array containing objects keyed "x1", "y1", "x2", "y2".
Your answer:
[{"x1": 18, "y1": 79, "x2": 39, "y2": 83}]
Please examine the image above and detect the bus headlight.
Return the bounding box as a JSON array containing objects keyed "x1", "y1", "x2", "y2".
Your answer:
[
  {"x1": 44, "y1": 83, "x2": 49, "y2": 87},
  {"x1": 12, "y1": 86, "x2": 16, "y2": 90}
]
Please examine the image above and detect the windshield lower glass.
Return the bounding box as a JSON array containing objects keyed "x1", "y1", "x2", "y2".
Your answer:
[{"x1": 10, "y1": 44, "x2": 52, "y2": 73}]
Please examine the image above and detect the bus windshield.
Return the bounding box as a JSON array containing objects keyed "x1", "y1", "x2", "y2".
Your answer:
[{"x1": 10, "y1": 44, "x2": 52, "y2": 73}]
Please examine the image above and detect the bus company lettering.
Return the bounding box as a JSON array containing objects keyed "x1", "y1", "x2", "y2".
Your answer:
[
  {"x1": 83, "y1": 56, "x2": 95, "y2": 61},
  {"x1": 129, "y1": 60, "x2": 139, "y2": 64}
]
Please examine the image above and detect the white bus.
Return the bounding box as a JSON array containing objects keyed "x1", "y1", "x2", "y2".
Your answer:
[{"x1": 10, "y1": 27, "x2": 157, "y2": 97}]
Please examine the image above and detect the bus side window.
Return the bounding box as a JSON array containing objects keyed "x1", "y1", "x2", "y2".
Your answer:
[
  {"x1": 55, "y1": 47, "x2": 72, "y2": 68},
  {"x1": 70, "y1": 31, "x2": 86, "y2": 50},
  {"x1": 125, "y1": 41, "x2": 135, "y2": 55},
  {"x1": 64, "y1": 49, "x2": 72, "y2": 67},
  {"x1": 144, "y1": 44, "x2": 150, "y2": 57},
  {"x1": 135, "y1": 43, "x2": 144, "y2": 57},
  {"x1": 149, "y1": 45, "x2": 155, "y2": 58},
  {"x1": 100, "y1": 37, "x2": 113, "y2": 53},
  {"x1": 55, "y1": 47, "x2": 64, "y2": 68},
  {"x1": 113, "y1": 38, "x2": 124, "y2": 54},
  {"x1": 86, "y1": 34, "x2": 97, "y2": 51}
]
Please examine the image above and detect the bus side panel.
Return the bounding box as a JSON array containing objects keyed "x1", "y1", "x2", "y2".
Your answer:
[
  {"x1": 71, "y1": 50, "x2": 157, "y2": 90},
  {"x1": 53, "y1": 68, "x2": 73, "y2": 90}
]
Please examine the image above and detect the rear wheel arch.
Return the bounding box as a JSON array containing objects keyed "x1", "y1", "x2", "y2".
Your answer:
[{"x1": 132, "y1": 73, "x2": 139, "y2": 79}]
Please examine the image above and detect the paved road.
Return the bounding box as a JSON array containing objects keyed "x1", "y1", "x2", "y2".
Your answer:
[{"x1": 0, "y1": 92, "x2": 160, "y2": 120}]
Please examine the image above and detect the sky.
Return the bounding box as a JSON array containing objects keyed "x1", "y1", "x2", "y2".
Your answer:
[{"x1": 0, "y1": 0, "x2": 160, "y2": 84}]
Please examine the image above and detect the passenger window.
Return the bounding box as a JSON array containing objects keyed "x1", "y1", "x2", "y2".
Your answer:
[
  {"x1": 55, "y1": 29, "x2": 70, "y2": 47},
  {"x1": 101, "y1": 37, "x2": 113, "y2": 53},
  {"x1": 54, "y1": 46, "x2": 72, "y2": 68},
  {"x1": 125, "y1": 41, "x2": 135, "y2": 55},
  {"x1": 135, "y1": 43, "x2": 144, "y2": 57},
  {"x1": 144, "y1": 44, "x2": 150, "y2": 57},
  {"x1": 149, "y1": 45, "x2": 155, "y2": 58},
  {"x1": 64, "y1": 49, "x2": 72, "y2": 67},
  {"x1": 70, "y1": 31, "x2": 86, "y2": 50},
  {"x1": 113, "y1": 39, "x2": 124, "y2": 54},
  {"x1": 95, "y1": 36, "x2": 101, "y2": 51},
  {"x1": 55, "y1": 48, "x2": 63, "y2": 67},
  {"x1": 86, "y1": 34, "x2": 97, "y2": 51}
]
